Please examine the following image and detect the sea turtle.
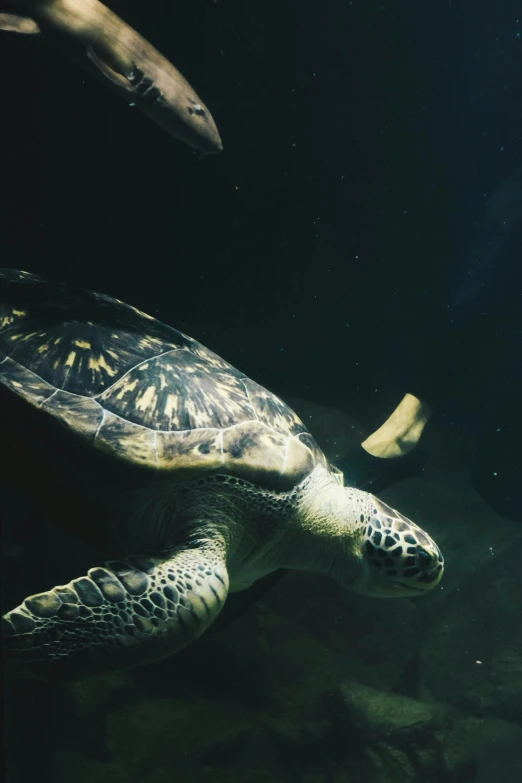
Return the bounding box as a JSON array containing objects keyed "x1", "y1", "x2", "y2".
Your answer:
[{"x1": 0, "y1": 269, "x2": 444, "y2": 680}]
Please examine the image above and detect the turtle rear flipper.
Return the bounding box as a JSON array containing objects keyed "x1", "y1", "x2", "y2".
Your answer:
[{"x1": 2, "y1": 542, "x2": 229, "y2": 680}]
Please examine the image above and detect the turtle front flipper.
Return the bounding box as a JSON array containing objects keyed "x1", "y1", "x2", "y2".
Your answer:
[{"x1": 2, "y1": 544, "x2": 229, "y2": 680}]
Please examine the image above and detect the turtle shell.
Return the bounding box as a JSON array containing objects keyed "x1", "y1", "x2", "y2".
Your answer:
[{"x1": 0, "y1": 269, "x2": 327, "y2": 490}]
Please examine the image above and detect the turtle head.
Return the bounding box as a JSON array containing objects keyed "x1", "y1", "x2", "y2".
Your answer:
[
  {"x1": 321, "y1": 486, "x2": 444, "y2": 598},
  {"x1": 350, "y1": 493, "x2": 444, "y2": 598},
  {"x1": 296, "y1": 470, "x2": 443, "y2": 598}
]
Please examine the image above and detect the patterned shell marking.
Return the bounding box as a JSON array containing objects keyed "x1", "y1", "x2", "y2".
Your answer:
[{"x1": 0, "y1": 269, "x2": 326, "y2": 489}]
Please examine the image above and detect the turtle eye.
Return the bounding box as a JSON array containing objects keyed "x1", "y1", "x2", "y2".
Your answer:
[{"x1": 417, "y1": 548, "x2": 434, "y2": 570}]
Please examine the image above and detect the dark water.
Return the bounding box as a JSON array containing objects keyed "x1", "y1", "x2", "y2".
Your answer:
[{"x1": 1, "y1": 1, "x2": 522, "y2": 781}]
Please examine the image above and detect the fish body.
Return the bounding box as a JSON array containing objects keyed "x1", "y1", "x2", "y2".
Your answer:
[{"x1": 0, "y1": 0, "x2": 223, "y2": 152}]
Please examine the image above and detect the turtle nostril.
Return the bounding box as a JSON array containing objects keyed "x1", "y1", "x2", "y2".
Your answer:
[{"x1": 417, "y1": 548, "x2": 434, "y2": 570}]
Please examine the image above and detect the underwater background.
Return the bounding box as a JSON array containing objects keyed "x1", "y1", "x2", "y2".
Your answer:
[{"x1": 1, "y1": 0, "x2": 522, "y2": 780}]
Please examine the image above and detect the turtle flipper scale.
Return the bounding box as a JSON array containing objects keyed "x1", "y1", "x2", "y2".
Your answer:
[{"x1": 2, "y1": 543, "x2": 229, "y2": 680}]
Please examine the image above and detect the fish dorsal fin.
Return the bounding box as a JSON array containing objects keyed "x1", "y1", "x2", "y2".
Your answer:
[
  {"x1": 0, "y1": 12, "x2": 41, "y2": 34},
  {"x1": 87, "y1": 45, "x2": 132, "y2": 91}
]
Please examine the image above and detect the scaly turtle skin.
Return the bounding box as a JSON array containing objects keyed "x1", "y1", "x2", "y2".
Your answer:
[{"x1": 0, "y1": 269, "x2": 444, "y2": 680}]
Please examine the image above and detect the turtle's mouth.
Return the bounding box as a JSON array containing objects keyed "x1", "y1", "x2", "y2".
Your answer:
[{"x1": 397, "y1": 581, "x2": 425, "y2": 594}]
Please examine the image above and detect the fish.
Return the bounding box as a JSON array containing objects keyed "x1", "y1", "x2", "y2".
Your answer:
[{"x1": 0, "y1": 0, "x2": 223, "y2": 153}]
